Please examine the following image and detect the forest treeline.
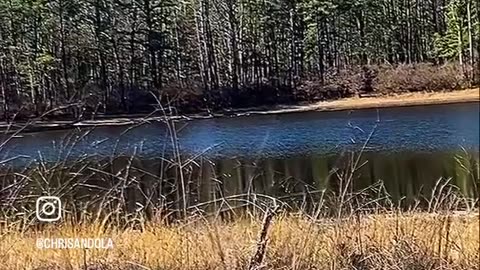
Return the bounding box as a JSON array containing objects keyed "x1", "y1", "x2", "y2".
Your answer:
[{"x1": 0, "y1": 0, "x2": 479, "y2": 119}]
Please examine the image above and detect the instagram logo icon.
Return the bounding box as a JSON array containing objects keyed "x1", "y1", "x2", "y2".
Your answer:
[{"x1": 36, "y1": 196, "x2": 62, "y2": 222}]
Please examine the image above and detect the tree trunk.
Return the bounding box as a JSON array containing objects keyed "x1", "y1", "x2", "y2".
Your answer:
[
  {"x1": 466, "y1": 1, "x2": 474, "y2": 81},
  {"x1": 227, "y1": 0, "x2": 239, "y2": 91}
]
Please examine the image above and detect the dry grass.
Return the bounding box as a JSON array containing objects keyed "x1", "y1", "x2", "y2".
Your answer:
[{"x1": 0, "y1": 211, "x2": 478, "y2": 270}]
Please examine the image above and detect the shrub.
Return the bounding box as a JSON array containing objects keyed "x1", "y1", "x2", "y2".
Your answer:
[
  {"x1": 376, "y1": 63, "x2": 469, "y2": 93},
  {"x1": 295, "y1": 63, "x2": 471, "y2": 102}
]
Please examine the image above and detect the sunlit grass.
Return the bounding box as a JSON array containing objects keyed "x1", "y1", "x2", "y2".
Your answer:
[{"x1": 0, "y1": 211, "x2": 478, "y2": 270}]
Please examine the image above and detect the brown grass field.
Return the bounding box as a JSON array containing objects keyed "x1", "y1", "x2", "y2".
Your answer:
[{"x1": 1, "y1": 211, "x2": 478, "y2": 270}]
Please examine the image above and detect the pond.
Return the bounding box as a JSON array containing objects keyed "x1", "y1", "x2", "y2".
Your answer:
[{"x1": 1, "y1": 102, "x2": 479, "y2": 204}]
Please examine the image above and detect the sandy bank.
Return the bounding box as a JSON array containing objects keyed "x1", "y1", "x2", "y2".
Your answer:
[{"x1": 234, "y1": 88, "x2": 479, "y2": 116}]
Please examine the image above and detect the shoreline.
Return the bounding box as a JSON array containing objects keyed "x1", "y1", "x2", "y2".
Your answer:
[
  {"x1": 1, "y1": 88, "x2": 478, "y2": 133},
  {"x1": 232, "y1": 88, "x2": 480, "y2": 116}
]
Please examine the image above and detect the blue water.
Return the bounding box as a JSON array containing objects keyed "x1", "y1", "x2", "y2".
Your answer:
[{"x1": 1, "y1": 102, "x2": 479, "y2": 162}]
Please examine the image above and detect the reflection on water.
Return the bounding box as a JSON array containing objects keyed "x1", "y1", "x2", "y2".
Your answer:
[
  {"x1": 203, "y1": 151, "x2": 479, "y2": 203},
  {"x1": 84, "y1": 150, "x2": 476, "y2": 214},
  {"x1": 1, "y1": 149, "x2": 477, "y2": 217}
]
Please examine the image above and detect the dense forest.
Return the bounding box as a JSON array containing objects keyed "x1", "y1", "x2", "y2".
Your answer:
[{"x1": 0, "y1": 0, "x2": 479, "y2": 119}]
